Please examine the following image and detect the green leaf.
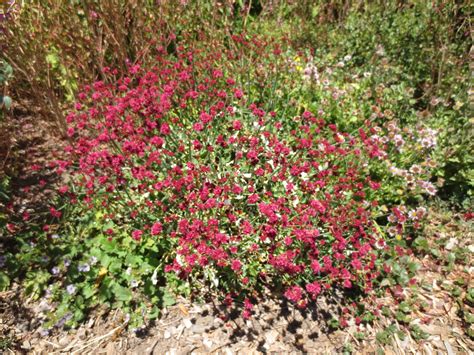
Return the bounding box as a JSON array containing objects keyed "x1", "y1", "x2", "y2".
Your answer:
[
  {"x1": 113, "y1": 283, "x2": 132, "y2": 302},
  {"x1": 125, "y1": 255, "x2": 143, "y2": 267},
  {"x1": 46, "y1": 53, "x2": 59, "y2": 67},
  {"x1": 109, "y1": 261, "x2": 122, "y2": 274},
  {"x1": 0, "y1": 272, "x2": 10, "y2": 291},
  {"x1": 2, "y1": 96, "x2": 12, "y2": 110},
  {"x1": 148, "y1": 306, "x2": 160, "y2": 319},
  {"x1": 162, "y1": 288, "x2": 176, "y2": 307},
  {"x1": 82, "y1": 285, "x2": 96, "y2": 299},
  {"x1": 100, "y1": 237, "x2": 118, "y2": 253}
]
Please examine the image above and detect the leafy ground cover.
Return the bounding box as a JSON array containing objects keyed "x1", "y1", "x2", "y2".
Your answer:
[{"x1": 0, "y1": 0, "x2": 472, "y2": 353}]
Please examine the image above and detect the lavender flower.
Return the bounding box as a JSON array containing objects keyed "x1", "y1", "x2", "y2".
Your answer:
[
  {"x1": 66, "y1": 284, "x2": 76, "y2": 295},
  {"x1": 78, "y1": 263, "x2": 90, "y2": 272},
  {"x1": 39, "y1": 328, "x2": 50, "y2": 337}
]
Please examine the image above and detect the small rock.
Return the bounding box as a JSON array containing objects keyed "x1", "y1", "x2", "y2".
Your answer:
[
  {"x1": 445, "y1": 237, "x2": 458, "y2": 250},
  {"x1": 190, "y1": 324, "x2": 206, "y2": 334},
  {"x1": 183, "y1": 318, "x2": 192, "y2": 329},
  {"x1": 214, "y1": 318, "x2": 224, "y2": 325},
  {"x1": 58, "y1": 336, "x2": 70, "y2": 347},
  {"x1": 21, "y1": 340, "x2": 31, "y2": 350},
  {"x1": 294, "y1": 311, "x2": 304, "y2": 322},
  {"x1": 37, "y1": 300, "x2": 51, "y2": 312},
  {"x1": 264, "y1": 329, "x2": 279, "y2": 345},
  {"x1": 203, "y1": 338, "x2": 213, "y2": 349},
  {"x1": 163, "y1": 330, "x2": 172, "y2": 339},
  {"x1": 77, "y1": 328, "x2": 87, "y2": 340},
  {"x1": 86, "y1": 318, "x2": 95, "y2": 328},
  {"x1": 18, "y1": 323, "x2": 29, "y2": 332},
  {"x1": 192, "y1": 305, "x2": 203, "y2": 313},
  {"x1": 196, "y1": 315, "x2": 214, "y2": 326}
]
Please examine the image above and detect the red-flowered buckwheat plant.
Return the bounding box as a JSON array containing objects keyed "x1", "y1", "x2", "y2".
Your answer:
[{"x1": 54, "y1": 37, "x2": 404, "y2": 317}]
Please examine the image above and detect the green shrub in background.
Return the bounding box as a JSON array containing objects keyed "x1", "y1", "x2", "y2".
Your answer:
[{"x1": 253, "y1": 0, "x2": 472, "y2": 206}]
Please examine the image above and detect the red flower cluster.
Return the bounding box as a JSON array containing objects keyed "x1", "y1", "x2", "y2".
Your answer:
[{"x1": 56, "y1": 36, "x2": 393, "y2": 312}]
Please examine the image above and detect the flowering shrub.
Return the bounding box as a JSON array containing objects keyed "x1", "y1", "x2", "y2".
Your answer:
[
  {"x1": 0, "y1": 2, "x2": 470, "y2": 346},
  {"x1": 4, "y1": 34, "x2": 445, "y2": 333},
  {"x1": 26, "y1": 37, "x2": 433, "y2": 329}
]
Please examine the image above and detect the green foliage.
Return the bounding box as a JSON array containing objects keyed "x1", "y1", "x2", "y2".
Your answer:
[
  {"x1": 7, "y1": 202, "x2": 180, "y2": 330},
  {"x1": 409, "y1": 324, "x2": 429, "y2": 341},
  {"x1": 0, "y1": 337, "x2": 13, "y2": 351},
  {"x1": 0, "y1": 60, "x2": 12, "y2": 85},
  {"x1": 376, "y1": 324, "x2": 405, "y2": 345},
  {"x1": 259, "y1": 0, "x2": 471, "y2": 204},
  {"x1": 0, "y1": 60, "x2": 13, "y2": 112}
]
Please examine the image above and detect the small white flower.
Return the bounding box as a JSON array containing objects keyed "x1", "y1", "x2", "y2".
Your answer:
[
  {"x1": 408, "y1": 210, "x2": 417, "y2": 220},
  {"x1": 151, "y1": 267, "x2": 159, "y2": 285},
  {"x1": 424, "y1": 184, "x2": 437, "y2": 196},
  {"x1": 387, "y1": 226, "x2": 397, "y2": 236},
  {"x1": 78, "y1": 263, "x2": 90, "y2": 272},
  {"x1": 416, "y1": 206, "x2": 427, "y2": 218},
  {"x1": 292, "y1": 196, "x2": 299, "y2": 208},
  {"x1": 66, "y1": 284, "x2": 76, "y2": 295}
]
